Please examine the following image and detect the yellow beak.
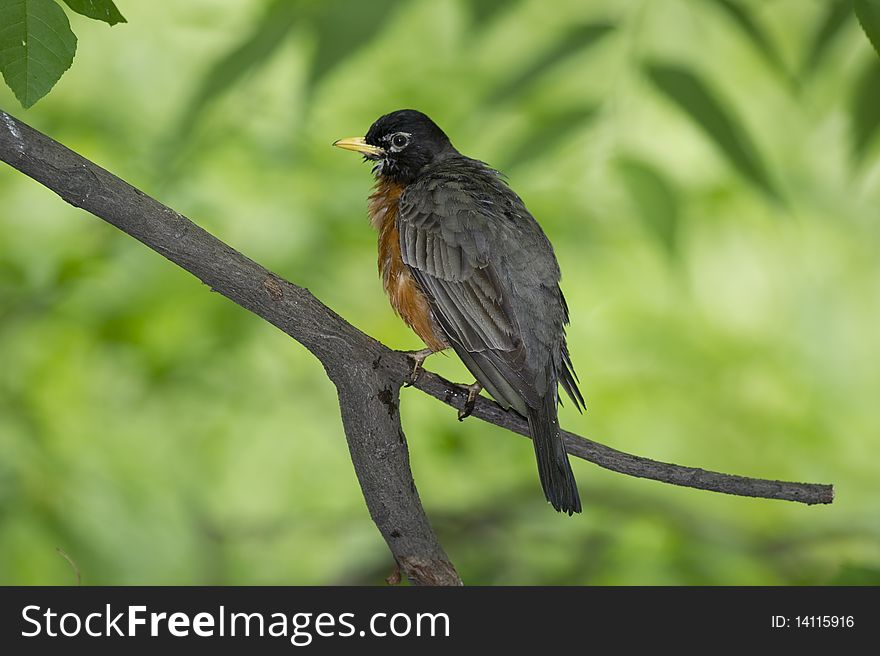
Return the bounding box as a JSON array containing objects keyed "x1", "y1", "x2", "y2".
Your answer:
[{"x1": 332, "y1": 136, "x2": 384, "y2": 157}]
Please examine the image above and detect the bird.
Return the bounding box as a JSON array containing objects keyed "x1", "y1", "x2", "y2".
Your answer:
[{"x1": 334, "y1": 109, "x2": 584, "y2": 514}]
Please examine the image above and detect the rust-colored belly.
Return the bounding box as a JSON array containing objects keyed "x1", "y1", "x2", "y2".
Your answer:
[{"x1": 368, "y1": 179, "x2": 447, "y2": 352}]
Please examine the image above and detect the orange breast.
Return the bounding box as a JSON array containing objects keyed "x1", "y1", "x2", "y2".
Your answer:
[{"x1": 368, "y1": 179, "x2": 447, "y2": 352}]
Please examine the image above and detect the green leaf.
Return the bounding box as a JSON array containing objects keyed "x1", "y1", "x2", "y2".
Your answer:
[
  {"x1": 170, "y1": 0, "x2": 395, "y2": 134},
  {"x1": 162, "y1": 0, "x2": 397, "y2": 166},
  {"x1": 165, "y1": 0, "x2": 301, "y2": 152},
  {"x1": 855, "y1": 0, "x2": 880, "y2": 58},
  {"x1": 800, "y1": 0, "x2": 852, "y2": 78},
  {"x1": 617, "y1": 156, "x2": 681, "y2": 257},
  {"x1": 0, "y1": 0, "x2": 77, "y2": 108},
  {"x1": 500, "y1": 105, "x2": 599, "y2": 168},
  {"x1": 643, "y1": 62, "x2": 780, "y2": 202},
  {"x1": 850, "y1": 58, "x2": 880, "y2": 164},
  {"x1": 307, "y1": 0, "x2": 399, "y2": 89},
  {"x1": 704, "y1": 0, "x2": 790, "y2": 83},
  {"x1": 468, "y1": 0, "x2": 509, "y2": 25},
  {"x1": 61, "y1": 0, "x2": 125, "y2": 25},
  {"x1": 490, "y1": 22, "x2": 615, "y2": 104}
]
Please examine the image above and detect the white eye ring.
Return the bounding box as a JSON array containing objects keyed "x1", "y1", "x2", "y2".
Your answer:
[{"x1": 389, "y1": 133, "x2": 410, "y2": 150}]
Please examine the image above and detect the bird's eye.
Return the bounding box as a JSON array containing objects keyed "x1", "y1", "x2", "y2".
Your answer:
[{"x1": 391, "y1": 133, "x2": 409, "y2": 149}]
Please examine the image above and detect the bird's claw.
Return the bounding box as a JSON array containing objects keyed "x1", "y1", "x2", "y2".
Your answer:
[
  {"x1": 457, "y1": 381, "x2": 483, "y2": 421},
  {"x1": 403, "y1": 348, "x2": 434, "y2": 387}
]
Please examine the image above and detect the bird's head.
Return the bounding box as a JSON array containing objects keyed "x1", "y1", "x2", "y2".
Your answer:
[{"x1": 333, "y1": 109, "x2": 455, "y2": 184}]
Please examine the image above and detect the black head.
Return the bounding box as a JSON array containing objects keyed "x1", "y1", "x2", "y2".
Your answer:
[{"x1": 334, "y1": 109, "x2": 456, "y2": 184}]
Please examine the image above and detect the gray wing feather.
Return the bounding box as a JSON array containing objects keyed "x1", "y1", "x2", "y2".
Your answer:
[{"x1": 398, "y1": 157, "x2": 584, "y2": 414}]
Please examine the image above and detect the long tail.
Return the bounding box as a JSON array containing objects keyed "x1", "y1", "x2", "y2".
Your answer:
[{"x1": 526, "y1": 392, "x2": 581, "y2": 515}]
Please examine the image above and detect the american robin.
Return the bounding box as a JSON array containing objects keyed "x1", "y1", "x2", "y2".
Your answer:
[{"x1": 334, "y1": 109, "x2": 584, "y2": 514}]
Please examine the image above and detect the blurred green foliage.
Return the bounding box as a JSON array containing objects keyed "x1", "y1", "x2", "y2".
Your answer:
[{"x1": 1, "y1": 0, "x2": 879, "y2": 585}]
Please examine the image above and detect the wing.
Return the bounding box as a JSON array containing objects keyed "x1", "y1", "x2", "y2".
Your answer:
[{"x1": 397, "y1": 166, "x2": 544, "y2": 414}]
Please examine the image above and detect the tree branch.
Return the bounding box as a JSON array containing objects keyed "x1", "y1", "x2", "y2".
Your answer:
[
  {"x1": 0, "y1": 108, "x2": 457, "y2": 586},
  {"x1": 0, "y1": 110, "x2": 834, "y2": 582},
  {"x1": 411, "y1": 371, "x2": 833, "y2": 505}
]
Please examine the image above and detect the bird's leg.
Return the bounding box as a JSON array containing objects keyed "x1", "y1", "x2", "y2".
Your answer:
[
  {"x1": 402, "y1": 348, "x2": 434, "y2": 387},
  {"x1": 458, "y1": 381, "x2": 483, "y2": 421}
]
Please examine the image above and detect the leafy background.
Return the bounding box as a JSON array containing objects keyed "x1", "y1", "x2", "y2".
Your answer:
[{"x1": 1, "y1": 0, "x2": 879, "y2": 585}]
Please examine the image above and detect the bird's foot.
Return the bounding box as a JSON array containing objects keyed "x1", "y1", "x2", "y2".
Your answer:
[
  {"x1": 457, "y1": 381, "x2": 483, "y2": 421},
  {"x1": 402, "y1": 348, "x2": 434, "y2": 387}
]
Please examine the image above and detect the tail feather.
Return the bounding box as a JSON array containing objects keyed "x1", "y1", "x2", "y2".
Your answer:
[{"x1": 526, "y1": 393, "x2": 581, "y2": 514}]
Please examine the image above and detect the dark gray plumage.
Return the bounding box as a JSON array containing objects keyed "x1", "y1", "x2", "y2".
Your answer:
[{"x1": 399, "y1": 156, "x2": 584, "y2": 514}]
